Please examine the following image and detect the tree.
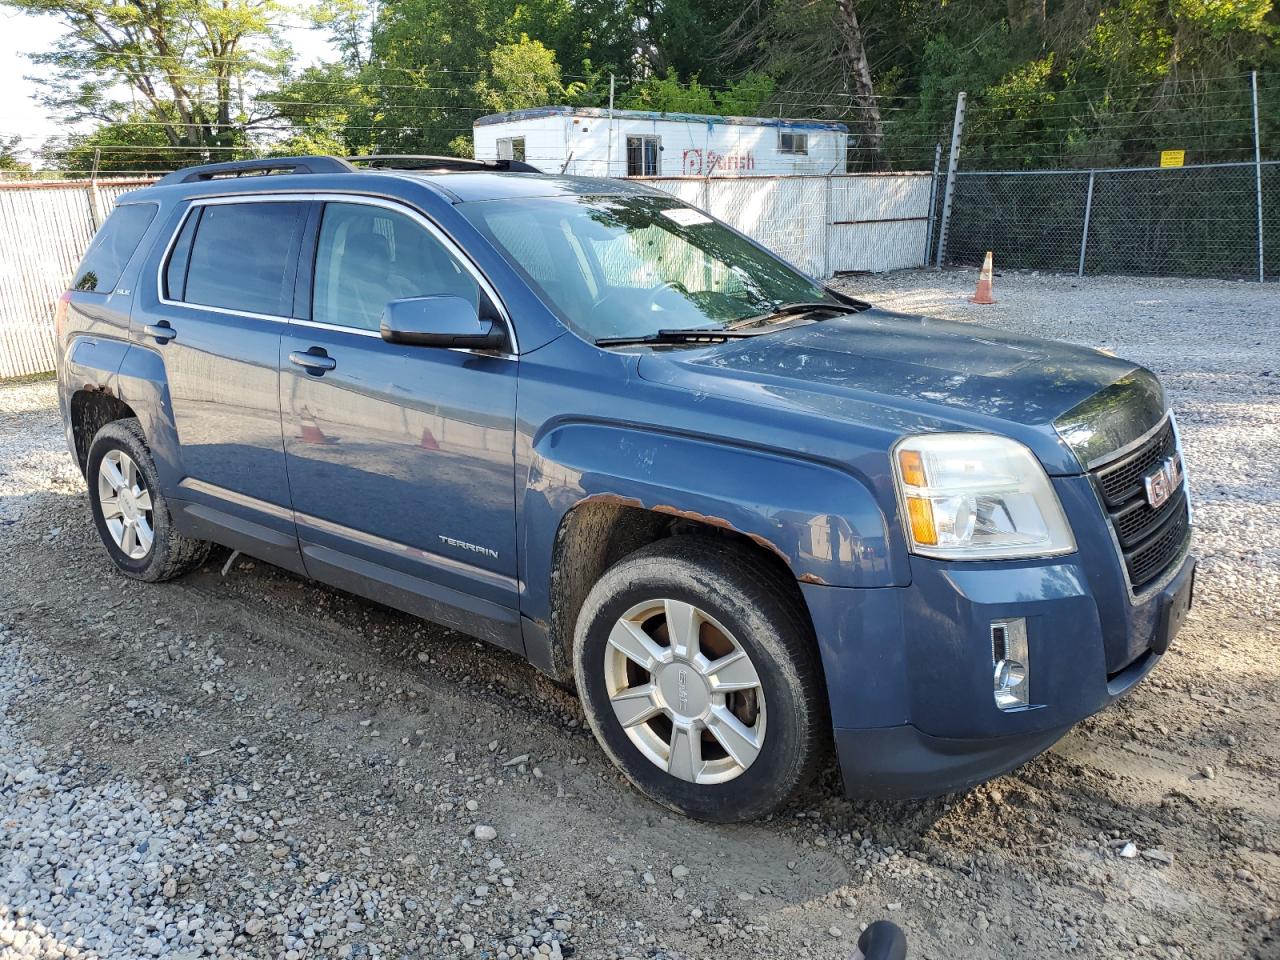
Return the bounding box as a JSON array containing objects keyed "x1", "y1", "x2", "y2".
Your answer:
[
  {"x1": 5, "y1": 0, "x2": 294, "y2": 157},
  {"x1": 43, "y1": 117, "x2": 193, "y2": 174},
  {"x1": 622, "y1": 72, "x2": 775, "y2": 116},
  {"x1": 630, "y1": 0, "x2": 751, "y2": 85},
  {"x1": 268, "y1": 61, "x2": 378, "y2": 156},
  {"x1": 0, "y1": 135, "x2": 33, "y2": 178},
  {"x1": 723, "y1": 0, "x2": 889, "y2": 168},
  {"x1": 477, "y1": 35, "x2": 582, "y2": 113}
]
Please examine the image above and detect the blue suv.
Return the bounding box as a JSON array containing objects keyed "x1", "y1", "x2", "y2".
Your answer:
[{"x1": 56, "y1": 155, "x2": 1195, "y2": 822}]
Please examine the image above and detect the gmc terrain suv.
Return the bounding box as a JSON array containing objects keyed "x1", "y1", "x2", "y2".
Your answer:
[{"x1": 56, "y1": 155, "x2": 1195, "y2": 822}]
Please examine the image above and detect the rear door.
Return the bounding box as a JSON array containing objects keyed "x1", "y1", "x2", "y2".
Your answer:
[
  {"x1": 133, "y1": 196, "x2": 311, "y2": 572},
  {"x1": 279, "y1": 197, "x2": 521, "y2": 648}
]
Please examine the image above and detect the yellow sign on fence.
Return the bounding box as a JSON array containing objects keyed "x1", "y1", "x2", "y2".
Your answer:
[{"x1": 1160, "y1": 150, "x2": 1186, "y2": 168}]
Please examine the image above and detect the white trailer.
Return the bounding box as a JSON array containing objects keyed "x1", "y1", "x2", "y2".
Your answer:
[{"x1": 473, "y1": 106, "x2": 849, "y2": 178}]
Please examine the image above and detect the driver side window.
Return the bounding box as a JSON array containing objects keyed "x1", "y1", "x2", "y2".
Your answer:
[{"x1": 313, "y1": 203, "x2": 479, "y2": 332}]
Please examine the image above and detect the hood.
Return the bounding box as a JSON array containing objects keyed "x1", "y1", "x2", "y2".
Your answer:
[{"x1": 636, "y1": 308, "x2": 1161, "y2": 475}]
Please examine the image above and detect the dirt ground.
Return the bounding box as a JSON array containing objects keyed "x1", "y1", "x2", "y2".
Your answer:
[{"x1": 1, "y1": 270, "x2": 1278, "y2": 960}]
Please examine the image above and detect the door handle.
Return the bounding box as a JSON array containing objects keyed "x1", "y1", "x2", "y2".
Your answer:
[
  {"x1": 289, "y1": 349, "x2": 337, "y2": 373},
  {"x1": 143, "y1": 322, "x2": 176, "y2": 343}
]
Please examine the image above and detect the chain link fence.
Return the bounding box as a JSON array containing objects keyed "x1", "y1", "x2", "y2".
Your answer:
[{"x1": 939, "y1": 160, "x2": 1276, "y2": 280}]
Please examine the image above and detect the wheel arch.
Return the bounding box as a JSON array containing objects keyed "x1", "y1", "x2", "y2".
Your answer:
[
  {"x1": 520, "y1": 421, "x2": 906, "y2": 682},
  {"x1": 69, "y1": 389, "x2": 139, "y2": 475}
]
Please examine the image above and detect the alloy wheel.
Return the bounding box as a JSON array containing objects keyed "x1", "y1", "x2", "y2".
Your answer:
[
  {"x1": 97, "y1": 449, "x2": 155, "y2": 560},
  {"x1": 603, "y1": 598, "x2": 766, "y2": 784}
]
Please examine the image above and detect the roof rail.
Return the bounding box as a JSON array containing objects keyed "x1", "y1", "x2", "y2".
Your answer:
[
  {"x1": 155, "y1": 156, "x2": 355, "y2": 186},
  {"x1": 347, "y1": 155, "x2": 540, "y2": 174}
]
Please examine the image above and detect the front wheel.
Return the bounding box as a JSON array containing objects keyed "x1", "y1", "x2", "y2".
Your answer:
[{"x1": 573, "y1": 537, "x2": 827, "y2": 822}]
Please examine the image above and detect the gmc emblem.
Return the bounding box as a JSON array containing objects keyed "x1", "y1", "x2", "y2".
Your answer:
[{"x1": 1143, "y1": 454, "x2": 1183, "y2": 509}]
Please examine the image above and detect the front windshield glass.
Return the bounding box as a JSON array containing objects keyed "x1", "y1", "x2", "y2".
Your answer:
[{"x1": 460, "y1": 194, "x2": 836, "y2": 342}]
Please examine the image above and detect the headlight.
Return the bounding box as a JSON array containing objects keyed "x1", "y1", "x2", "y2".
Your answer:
[{"x1": 892, "y1": 433, "x2": 1076, "y2": 560}]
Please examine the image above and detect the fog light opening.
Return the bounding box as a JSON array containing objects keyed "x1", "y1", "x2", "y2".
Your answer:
[{"x1": 991, "y1": 618, "x2": 1029, "y2": 711}]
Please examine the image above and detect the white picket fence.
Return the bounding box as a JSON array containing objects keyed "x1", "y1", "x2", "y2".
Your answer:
[
  {"x1": 0, "y1": 172, "x2": 935, "y2": 380},
  {"x1": 0, "y1": 179, "x2": 152, "y2": 379}
]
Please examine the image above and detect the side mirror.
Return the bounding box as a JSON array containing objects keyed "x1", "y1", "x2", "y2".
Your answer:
[{"x1": 380, "y1": 295, "x2": 507, "y2": 350}]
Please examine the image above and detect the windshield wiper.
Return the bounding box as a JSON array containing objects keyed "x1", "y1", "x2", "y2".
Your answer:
[
  {"x1": 595, "y1": 328, "x2": 762, "y2": 348},
  {"x1": 727, "y1": 301, "x2": 857, "y2": 330}
]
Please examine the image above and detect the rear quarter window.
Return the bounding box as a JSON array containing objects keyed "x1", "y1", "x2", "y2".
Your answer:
[{"x1": 72, "y1": 203, "x2": 157, "y2": 293}]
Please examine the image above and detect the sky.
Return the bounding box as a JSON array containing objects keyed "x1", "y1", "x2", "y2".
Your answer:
[{"x1": 0, "y1": 7, "x2": 334, "y2": 160}]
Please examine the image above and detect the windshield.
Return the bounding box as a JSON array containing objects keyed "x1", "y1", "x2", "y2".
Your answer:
[{"x1": 460, "y1": 194, "x2": 837, "y2": 342}]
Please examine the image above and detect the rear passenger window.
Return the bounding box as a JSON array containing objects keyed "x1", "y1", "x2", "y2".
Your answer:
[
  {"x1": 73, "y1": 203, "x2": 157, "y2": 293},
  {"x1": 179, "y1": 202, "x2": 304, "y2": 316}
]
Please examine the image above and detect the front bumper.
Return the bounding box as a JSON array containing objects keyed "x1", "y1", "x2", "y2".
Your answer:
[{"x1": 803, "y1": 541, "x2": 1194, "y2": 800}]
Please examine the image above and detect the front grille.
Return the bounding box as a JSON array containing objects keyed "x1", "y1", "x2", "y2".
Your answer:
[
  {"x1": 1089, "y1": 417, "x2": 1190, "y2": 590},
  {"x1": 1112, "y1": 487, "x2": 1187, "y2": 549},
  {"x1": 1094, "y1": 420, "x2": 1178, "y2": 507},
  {"x1": 1125, "y1": 505, "x2": 1190, "y2": 589}
]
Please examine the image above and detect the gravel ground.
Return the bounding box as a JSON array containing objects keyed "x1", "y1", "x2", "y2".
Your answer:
[{"x1": 1, "y1": 270, "x2": 1278, "y2": 960}]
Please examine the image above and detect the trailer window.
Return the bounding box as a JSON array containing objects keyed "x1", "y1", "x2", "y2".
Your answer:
[
  {"x1": 778, "y1": 131, "x2": 808, "y2": 155},
  {"x1": 626, "y1": 136, "x2": 661, "y2": 176},
  {"x1": 497, "y1": 137, "x2": 525, "y2": 162}
]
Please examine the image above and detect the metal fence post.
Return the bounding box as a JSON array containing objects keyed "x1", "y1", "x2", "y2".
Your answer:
[
  {"x1": 824, "y1": 173, "x2": 833, "y2": 278},
  {"x1": 923, "y1": 143, "x2": 942, "y2": 267},
  {"x1": 935, "y1": 91, "x2": 967, "y2": 269},
  {"x1": 1252, "y1": 70, "x2": 1265, "y2": 282},
  {"x1": 87, "y1": 147, "x2": 104, "y2": 230},
  {"x1": 1078, "y1": 170, "x2": 1096, "y2": 278}
]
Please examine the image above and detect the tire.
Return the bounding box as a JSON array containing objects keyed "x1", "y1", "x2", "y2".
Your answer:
[
  {"x1": 573, "y1": 536, "x2": 827, "y2": 822},
  {"x1": 86, "y1": 418, "x2": 210, "y2": 582}
]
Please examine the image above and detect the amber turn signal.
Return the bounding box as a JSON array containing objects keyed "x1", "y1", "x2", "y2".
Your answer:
[
  {"x1": 905, "y1": 496, "x2": 938, "y2": 546},
  {"x1": 898, "y1": 449, "x2": 927, "y2": 488}
]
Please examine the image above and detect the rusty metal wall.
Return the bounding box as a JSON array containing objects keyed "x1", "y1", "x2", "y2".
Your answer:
[{"x1": 0, "y1": 180, "x2": 154, "y2": 379}]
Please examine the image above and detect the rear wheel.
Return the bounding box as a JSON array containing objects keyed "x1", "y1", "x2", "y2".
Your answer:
[
  {"x1": 86, "y1": 419, "x2": 210, "y2": 582},
  {"x1": 573, "y1": 537, "x2": 827, "y2": 822}
]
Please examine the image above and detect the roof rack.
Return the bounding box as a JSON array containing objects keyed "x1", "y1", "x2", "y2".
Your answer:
[
  {"x1": 347, "y1": 155, "x2": 540, "y2": 174},
  {"x1": 155, "y1": 156, "x2": 355, "y2": 186}
]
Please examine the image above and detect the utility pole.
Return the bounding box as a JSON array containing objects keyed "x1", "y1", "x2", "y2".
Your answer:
[
  {"x1": 1252, "y1": 70, "x2": 1265, "y2": 283},
  {"x1": 606, "y1": 74, "x2": 616, "y2": 178},
  {"x1": 935, "y1": 91, "x2": 966, "y2": 269},
  {"x1": 88, "y1": 147, "x2": 103, "y2": 230}
]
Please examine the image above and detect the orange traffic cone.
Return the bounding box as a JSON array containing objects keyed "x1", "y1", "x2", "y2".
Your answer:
[
  {"x1": 298, "y1": 410, "x2": 335, "y2": 445},
  {"x1": 970, "y1": 251, "x2": 995, "y2": 304}
]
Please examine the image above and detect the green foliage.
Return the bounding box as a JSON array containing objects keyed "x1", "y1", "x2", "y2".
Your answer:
[
  {"x1": 868, "y1": 0, "x2": 1278, "y2": 169},
  {"x1": 4, "y1": 0, "x2": 292, "y2": 159},
  {"x1": 622, "y1": 74, "x2": 717, "y2": 114},
  {"x1": 9, "y1": 0, "x2": 1278, "y2": 173},
  {"x1": 622, "y1": 72, "x2": 776, "y2": 116},
  {"x1": 477, "y1": 34, "x2": 590, "y2": 112},
  {"x1": 43, "y1": 117, "x2": 231, "y2": 174},
  {"x1": 0, "y1": 136, "x2": 33, "y2": 177}
]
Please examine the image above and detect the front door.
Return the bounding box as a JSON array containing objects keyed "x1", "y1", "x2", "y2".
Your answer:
[
  {"x1": 133, "y1": 197, "x2": 310, "y2": 572},
  {"x1": 279, "y1": 199, "x2": 521, "y2": 648}
]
